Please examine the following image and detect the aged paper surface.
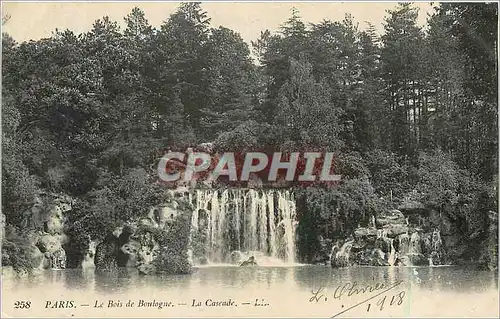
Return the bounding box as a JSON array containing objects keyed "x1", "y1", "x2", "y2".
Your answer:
[{"x1": 1, "y1": 1, "x2": 498, "y2": 318}]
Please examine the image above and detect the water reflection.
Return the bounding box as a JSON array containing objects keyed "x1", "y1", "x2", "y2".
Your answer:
[
  {"x1": 62, "y1": 269, "x2": 93, "y2": 290},
  {"x1": 4, "y1": 265, "x2": 498, "y2": 295}
]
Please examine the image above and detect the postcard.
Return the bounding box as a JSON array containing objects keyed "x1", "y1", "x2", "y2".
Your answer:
[{"x1": 1, "y1": 1, "x2": 498, "y2": 318}]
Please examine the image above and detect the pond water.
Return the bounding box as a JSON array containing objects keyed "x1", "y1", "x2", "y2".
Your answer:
[{"x1": 2, "y1": 265, "x2": 498, "y2": 318}]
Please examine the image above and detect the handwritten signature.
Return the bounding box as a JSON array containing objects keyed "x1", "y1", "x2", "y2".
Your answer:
[{"x1": 309, "y1": 280, "x2": 405, "y2": 318}]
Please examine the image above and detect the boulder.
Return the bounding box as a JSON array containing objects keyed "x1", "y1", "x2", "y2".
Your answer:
[
  {"x1": 382, "y1": 224, "x2": 409, "y2": 237},
  {"x1": 44, "y1": 210, "x2": 64, "y2": 235},
  {"x1": 369, "y1": 249, "x2": 390, "y2": 266},
  {"x1": 198, "y1": 256, "x2": 209, "y2": 265},
  {"x1": 374, "y1": 237, "x2": 389, "y2": 253},
  {"x1": 37, "y1": 234, "x2": 65, "y2": 253},
  {"x1": 139, "y1": 217, "x2": 158, "y2": 228},
  {"x1": 41, "y1": 194, "x2": 73, "y2": 234},
  {"x1": 138, "y1": 263, "x2": 157, "y2": 275},
  {"x1": 398, "y1": 199, "x2": 425, "y2": 213},
  {"x1": 118, "y1": 240, "x2": 141, "y2": 267},
  {"x1": 396, "y1": 255, "x2": 411, "y2": 266},
  {"x1": 407, "y1": 253, "x2": 428, "y2": 266},
  {"x1": 354, "y1": 227, "x2": 378, "y2": 238},
  {"x1": 22, "y1": 195, "x2": 45, "y2": 229},
  {"x1": 95, "y1": 238, "x2": 119, "y2": 271},
  {"x1": 240, "y1": 257, "x2": 258, "y2": 267},
  {"x1": 112, "y1": 226, "x2": 124, "y2": 238},
  {"x1": 229, "y1": 251, "x2": 244, "y2": 265},
  {"x1": 352, "y1": 248, "x2": 388, "y2": 266},
  {"x1": 376, "y1": 210, "x2": 406, "y2": 227},
  {"x1": 28, "y1": 245, "x2": 45, "y2": 269},
  {"x1": 137, "y1": 241, "x2": 160, "y2": 265}
]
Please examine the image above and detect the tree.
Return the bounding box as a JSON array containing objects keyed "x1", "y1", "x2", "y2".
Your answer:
[
  {"x1": 436, "y1": 3, "x2": 498, "y2": 181},
  {"x1": 156, "y1": 2, "x2": 211, "y2": 137},
  {"x1": 254, "y1": 8, "x2": 310, "y2": 121},
  {"x1": 354, "y1": 23, "x2": 385, "y2": 150},
  {"x1": 274, "y1": 56, "x2": 343, "y2": 150},
  {"x1": 200, "y1": 27, "x2": 258, "y2": 140},
  {"x1": 381, "y1": 3, "x2": 425, "y2": 157}
]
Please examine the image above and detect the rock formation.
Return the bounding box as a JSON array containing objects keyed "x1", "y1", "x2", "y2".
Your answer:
[
  {"x1": 93, "y1": 188, "x2": 193, "y2": 275},
  {"x1": 330, "y1": 239, "x2": 354, "y2": 268},
  {"x1": 331, "y1": 209, "x2": 445, "y2": 267},
  {"x1": 16, "y1": 194, "x2": 74, "y2": 270}
]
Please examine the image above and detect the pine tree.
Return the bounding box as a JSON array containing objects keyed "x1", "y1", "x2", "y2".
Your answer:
[{"x1": 381, "y1": 3, "x2": 424, "y2": 157}]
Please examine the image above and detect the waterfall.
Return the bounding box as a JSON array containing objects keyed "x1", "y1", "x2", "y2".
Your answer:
[
  {"x1": 409, "y1": 232, "x2": 421, "y2": 255},
  {"x1": 336, "y1": 241, "x2": 353, "y2": 260},
  {"x1": 429, "y1": 229, "x2": 442, "y2": 266},
  {"x1": 377, "y1": 229, "x2": 396, "y2": 266},
  {"x1": 267, "y1": 192, "x2": 276, "y2": 256},
  {"x1": 329, "y1": 245, "x2": 339, "y2": 261},
  {"x1": 278, "y1": 190, "x2": 297, "y2": 263},
  {"x1": 190, "y1": 189, "x2": 297, "y2": 264},
  {"x1": 398, "y1": 233, "x2": 410, "y2": 255},
  {"x1": 332, "y1": 240, "x2": 353, "y2": 267},
  {"x1": 431, "y1": 229, "x2": 442, "y2": 252},
  {"x1": 387, "y1": 239, "x2": 396, "y2": 266}
]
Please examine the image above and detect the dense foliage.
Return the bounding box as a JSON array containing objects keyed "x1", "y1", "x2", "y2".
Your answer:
[{"x1": 2, "y1": 3, "x2": 497, "y2": 269}]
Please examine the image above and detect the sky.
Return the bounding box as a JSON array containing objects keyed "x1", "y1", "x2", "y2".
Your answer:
[{"x1": 2, "y1": 2, "x2": 435, "y2": 45}]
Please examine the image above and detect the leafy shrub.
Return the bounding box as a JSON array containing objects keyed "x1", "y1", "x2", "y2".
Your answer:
[
  {"x1": 153, "y1": 214, "x2": 193, "y2": 275},
  {"x1": 2, "y1": 226, "x2": 42, "y2": 273}
]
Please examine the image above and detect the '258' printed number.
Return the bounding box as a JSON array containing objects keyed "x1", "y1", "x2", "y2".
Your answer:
[{"x1": 14, "y1": 301, "x2": 31, "y2": 309}]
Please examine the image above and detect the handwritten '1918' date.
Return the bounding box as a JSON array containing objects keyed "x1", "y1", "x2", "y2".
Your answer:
[{"x1": 366, "y1": 290, "x2": 405, "y2": 312}]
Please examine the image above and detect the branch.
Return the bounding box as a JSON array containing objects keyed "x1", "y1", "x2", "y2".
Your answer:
[{"x1": 2, "y1": 13, "x2": 11, "y2": 26}]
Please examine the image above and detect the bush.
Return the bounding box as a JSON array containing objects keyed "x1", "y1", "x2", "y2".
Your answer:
[
  {"x1": 2, "y1": 226, "x2": 42, "y2": 273},
  {"x1": 153, "y1": 214, "x2": 193, "y2": 275}
]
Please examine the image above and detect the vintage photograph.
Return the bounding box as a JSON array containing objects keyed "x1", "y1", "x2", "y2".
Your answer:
[{"x1": 1, "y1": 1, "x2": 498, "y2": 318}]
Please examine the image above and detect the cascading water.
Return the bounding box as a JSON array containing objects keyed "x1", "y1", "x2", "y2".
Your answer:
[
  {"x1": 409, "y1": 232, "x2": 421, "y2": 255},
  {"x1": 387, "y1": 239, "x2": 396, "y2": 266},
  {"x1": 431, "y1": 229, "x2": 442, "y2": 252},
  {"x1": 330, "y1": 240, "x2": 354, "y2": 267},
  {"x1": 377, "y1": 229, "x2": 396, "y2": 266},
  {"x1": 190, "y1": 189, "x2": 297, "y2": 265},
  {"x1": 336, "y1": 241, "x2": 353, "y2": 261},
  {"x1": 429, "y1": 229, "x2": 442, "y2": 266},
  {"x1": 398, "y1": 233, "x2": 410, "y2": 255}
]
